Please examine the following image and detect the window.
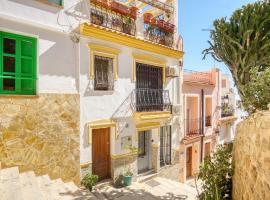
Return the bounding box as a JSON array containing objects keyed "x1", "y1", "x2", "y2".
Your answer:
[
  {"x1": 94, "y1": 55, "x2": 114, "y2": 90},
  {"x1": 0, "y1": 32, "x2": 37, "y2": 95},
  {"x1": 37, "y1": 0, "x2": 63, "y2": 7},
  {"x1": 47, "y1": 0, "x2": 63, "y2": 6},
  {"x1": 222, "y1": 79, "x2": 226, "y2": 88},
  {"x1": 138, "y1": 132, "x2": 146, "y2": 156}
]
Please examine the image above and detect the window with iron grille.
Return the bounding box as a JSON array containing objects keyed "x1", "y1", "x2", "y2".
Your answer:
[{"x1": 94, "y1": 55, "x2": 114, "y2": 90}]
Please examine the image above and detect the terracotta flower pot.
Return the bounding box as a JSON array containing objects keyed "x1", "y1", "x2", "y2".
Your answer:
[
  {"x1": 143, "y1": 13, "x2": 153, "y2": 24},
  {"x1": 164, "y1": 22, "x2": 175, "y2": 33},
  {"x1": 91, "y1": 0, "x2": 109, "y2": 9},
  {"x1": 130, "y1": 6, "x2": 138, "y2": 20},
  {"x1": 150, "y1": 17, "x2": 157, "y2": 26},
  {"x1": 157, "y1": 19, "x2": 165, "y2": 29},
  {"x1": 111, "y1": 1, "x2": 129, "y2": 16}
]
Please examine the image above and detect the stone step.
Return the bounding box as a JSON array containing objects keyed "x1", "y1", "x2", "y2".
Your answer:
[
  {"x1": 36, "y1": 175, "x2": 60, "y2": 200},
  {"x1": 0, "y1": 167, "x2": 24, "y2": 200},
  {"x1": 51, "y1": 178, "x2": 73, "y2": 200},
  {"x1": 137, "y1": 170, "x2": 158, "y2": 183},
  {"x1": 19, "y1": 171, "x2": 46, "y2": 200}
]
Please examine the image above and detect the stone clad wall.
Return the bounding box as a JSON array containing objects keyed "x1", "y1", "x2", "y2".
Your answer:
[
  {"x1": 233, "y1": 111, "x2": 270, "y2": 200},
  {"x1": 0, "y1": 94, "x2": 80, "y2": 184}
]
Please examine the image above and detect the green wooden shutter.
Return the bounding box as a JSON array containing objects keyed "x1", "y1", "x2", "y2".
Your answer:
[
  {"x1": 0, "y1": 32, "x2": 37, "y2": 95},
  {"x1": 48, "y1": 0, "x2": 63, "y2": 6}
]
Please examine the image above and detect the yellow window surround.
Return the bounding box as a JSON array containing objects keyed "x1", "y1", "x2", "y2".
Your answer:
[
  {"x1": 132, "y1": 53, "x2": 167, "y2": 83},
  {"x1": 88, "y1": 44, "x2": 121, "y2": 80}
]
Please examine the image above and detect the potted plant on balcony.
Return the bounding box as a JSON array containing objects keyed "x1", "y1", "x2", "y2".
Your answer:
[
  {"x1": 91, "y1": 0, "x2": 109, "y2": 9},
  {"x1": 143, "y1": 13, "x2": 153, "y2": 24},
  {"x1": 91, "y1": 11, "x2": 104, "y2": 26},
  {"x1": 130, "y1": 6, "x2": 138, "y2": 20},
  {"x1": 123, "y1": 16, "x2": 133, "y2": 34},
  {"x1": 111, "y1": 1, "x2": 129, "y2": 16}
]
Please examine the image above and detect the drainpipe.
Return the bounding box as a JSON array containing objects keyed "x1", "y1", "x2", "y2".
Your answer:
[{"x1": 200, "y1": 89, "x2": 204, "y2": 162}]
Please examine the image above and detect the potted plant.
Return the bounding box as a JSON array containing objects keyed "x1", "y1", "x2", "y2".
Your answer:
[
  {"x1": 122, "y1": 165, "x2": 133, "y2": 186},
  {"x1": 130, "y1": 6, "x2": 138, "y2": 20},
  {"x1": 81, "y1": 173, "x2": 99, "y2": 191},
  {"x1": 143, "y1": 13, "x2": 153, "y2": 24},
  {"x1": 123, "y1": 16, "x2": 132, "y2": 34}
]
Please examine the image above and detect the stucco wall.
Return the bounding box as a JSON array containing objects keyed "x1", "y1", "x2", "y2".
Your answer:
[
  {"x1": 0, "y1": 94, "x2": 80, "y2": 184},
  {"x1": 232, "y1": 111, "x2": 270, "y2": 200}
]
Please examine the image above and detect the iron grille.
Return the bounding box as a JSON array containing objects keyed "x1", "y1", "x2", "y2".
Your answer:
[
  {"x1": 94, "y1": 55, "x2": 114, "y2": 90},
  {"x1": 185, "y1": 118, "x2": 202, "y2": 137},
  {"x1": 131, "y1": 89, "x2": 171, "y2": 112},
  {"x1": 90, "y1": 6, "x2": 136, "y2": 36},
  {"x1": 160, "y1": 126, "x2": 171, "y2": 166}
]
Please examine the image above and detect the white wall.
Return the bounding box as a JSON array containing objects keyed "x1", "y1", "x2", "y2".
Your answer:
[{"x1": 79, "y1": 36, "x2": 180, "y2": 164}]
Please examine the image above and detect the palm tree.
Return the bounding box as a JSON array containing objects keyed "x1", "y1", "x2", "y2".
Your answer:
[{"x1": 203, "y1": 1, "x2": 270, "y2": 113}]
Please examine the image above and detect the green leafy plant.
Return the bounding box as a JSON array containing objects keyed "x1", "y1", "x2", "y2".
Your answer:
[
  {"x1": 203, "y1": 1, "x2": 270, "y2": 114},
  {"x1": 123, "y1": 165, "x2": 133, "y2": 176},
  {"x1": 197, "y1": 145, "x2": 232, "y2": 200},
  {"x1": 114, "y1": 174, "x2": 125, "y2": 188},
  {"x1": 242, "y1": 66, "x2": 270, "y2": 113},
  {"x1": 81, "y1": 173, "x2": 98, "y2": 191}
]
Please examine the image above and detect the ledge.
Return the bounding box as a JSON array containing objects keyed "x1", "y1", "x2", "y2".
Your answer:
[
  {"x1": 133, "y1": 111, "x2": 171, "y2": 122},
  {"x1": 218, "y1": 116, "x2": 238, "y2": 124},
  {"x1": 80, "y1": 23, "x2": 184, "y2": 59}
]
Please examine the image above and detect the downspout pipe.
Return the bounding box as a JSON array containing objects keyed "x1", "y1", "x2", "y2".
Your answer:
[{"x1": 200, "y1": 89, "x2": 204, "y2": 163}]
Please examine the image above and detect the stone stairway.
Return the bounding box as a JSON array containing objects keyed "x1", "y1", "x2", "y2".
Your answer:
[{"x1": 0, "y1": 167, "x2": 97, "y2": 200}]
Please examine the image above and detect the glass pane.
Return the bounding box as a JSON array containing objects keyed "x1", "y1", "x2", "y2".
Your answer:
[
  {"x1": 4, "y1": 38, "x2": 16, "y2": 54},
  {"x1": 21, "y1": 58, "x2": 32, "y2": 74},
  {"x1": 21, "y1": 79, "x2": 33, "y2": 91},
  {"x1": 3, "y1": 78, "x2": 15, "y2": 91},
  {"x1": 21, "y1": 40, "x2": 33, "y2": 57},
  {"x1": 3, "y1": 56, "x2": 15, "y2": 73}
]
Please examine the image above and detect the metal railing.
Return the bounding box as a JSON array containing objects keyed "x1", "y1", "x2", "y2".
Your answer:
[
  {"x1": 131, "y1": 89, "x2": 171, "y2": 112},
  {"x1": 184, "y1": 118, "x2": 202, "y2": 137},
  {"x1": 90, "y1": 4, "x2": 136, "y2": 36},
  {"x1": 183, "y1": 70, "x2": 213, "y2": 85}
]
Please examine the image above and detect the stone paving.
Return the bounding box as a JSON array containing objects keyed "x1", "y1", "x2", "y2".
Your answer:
[{"x1": 92, "y1": 177, "x2": 197, "y2": 200}]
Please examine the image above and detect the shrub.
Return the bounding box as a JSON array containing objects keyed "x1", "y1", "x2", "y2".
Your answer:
[
  {"x1": 81, "y1": 173, "x2": 98, "y2": 191},
  {"x1": 197, "y1": 145, "x2": 232, "y2": 200}
]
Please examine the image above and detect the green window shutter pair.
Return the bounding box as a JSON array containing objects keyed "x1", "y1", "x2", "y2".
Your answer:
[
  {"x1": 48, "y1": 0, "x2": 63, "y2": 6},
  {"x1": 0, "y1": 32, "x2": 37, "y2": 95}
]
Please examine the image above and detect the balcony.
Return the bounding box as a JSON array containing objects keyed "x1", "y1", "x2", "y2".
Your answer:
[
  {"x1": 221, "y1": 103, "x2": 234, "y2": 118},
  {"x1": 183, "y1": 70, "x2": 215, "y2": 85},
  {"x1": 88, "y1": 0, "x2": 181, "y2": 50},
  {"x1": 131, "y1": 89, "x2": 171, "y2": 112},
  {"x1": 184, "y1": 118, "x2": 202, "y2": 137}
]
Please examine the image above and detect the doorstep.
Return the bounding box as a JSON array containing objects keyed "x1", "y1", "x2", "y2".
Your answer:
[{"x1": 137, "y1": 170, "x2": 158, "y2": 183}]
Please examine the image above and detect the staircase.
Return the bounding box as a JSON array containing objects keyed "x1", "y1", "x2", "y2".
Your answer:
[{"x1": 0, "y1": 167, "x2": 97, "y2": 200}]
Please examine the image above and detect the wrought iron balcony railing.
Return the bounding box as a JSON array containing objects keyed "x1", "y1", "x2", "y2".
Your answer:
[
  {"x1": 90, "y1": 1, "x2": 136, "y2": 36},
  {"x1": 185, "y1": 118, "x2": 202, "y2": 137},
  {"x1": 131, "y1": 89, "x2": 171, "y2": 112}
]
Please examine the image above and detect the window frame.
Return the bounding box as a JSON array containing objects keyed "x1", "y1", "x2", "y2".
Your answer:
[
  {"x1": 36, "y1": 0, "x2": 64, "y2": 8},
  {"x1": 88, "y1": 44, "x2": 120, "y2": 89},
  {"x1": 0, "y1": 31, "x2": 37, "y2": 95}
]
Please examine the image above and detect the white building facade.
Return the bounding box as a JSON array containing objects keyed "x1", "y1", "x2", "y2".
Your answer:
[{"x1": 0, "y1": 0, "x2": 184, "y2": 183}]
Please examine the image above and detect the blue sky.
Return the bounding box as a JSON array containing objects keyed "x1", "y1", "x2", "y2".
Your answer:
[{"x1": 179, "y1": 0, "x2": 257, "y2": 75}]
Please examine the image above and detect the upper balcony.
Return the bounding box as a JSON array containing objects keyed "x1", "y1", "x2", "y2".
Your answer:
[
  {"x1": 183, "y1": 69, "x2": 216, "y2": 85},
  {"x1": 84, "y1": 0, "x2": 183, "y2": 53}
]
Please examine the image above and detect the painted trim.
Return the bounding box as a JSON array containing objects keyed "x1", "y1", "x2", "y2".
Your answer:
[
  {"x1": 80, "y1": 162, "x2": 92, "y2": 169},
  {"x1": 80, "y1": 23, "x2": 183, "y2": 59},
  {"x1": 136, "y1": 122, "x2": 161, "y2": 131},
  {"x1": 111, "y1": 151, "x2": 138, "y2": 159},
  {"x1": 133, "y1": 111, "x2": 171, "y2": 122},
  {"x1": 132, "y1": 53, "x2": 166, "y2": 83},
  {"x1": 88, "y1": 119, "x2": 116, "y2": 144},
  {"x1": 87, "y1": 43, "x2": 120, "y2": 80}
]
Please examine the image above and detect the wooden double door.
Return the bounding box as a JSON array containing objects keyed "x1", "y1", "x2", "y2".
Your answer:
[{"x1": 92, "y1": 128, "x2": 111, "y2": 181}]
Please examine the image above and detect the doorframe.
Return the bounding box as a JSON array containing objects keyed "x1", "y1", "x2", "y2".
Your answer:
[
  {"x1": 91, "y1": 125, "x2": 113, "y2": 180},
  {"x1": 185, "y1": 144, "x2": 193, "y2": 179},
  {"x1": 137, "y1": 130, "x2": 152, "y2": 174}
]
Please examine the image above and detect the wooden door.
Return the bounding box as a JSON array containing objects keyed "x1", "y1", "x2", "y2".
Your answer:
[
  {"x1": 92, "y1": 128, "x2": 110, "y2": 181},
  {"x1": 186, "y1": 146, "x2": 192, "y2": 178}
]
